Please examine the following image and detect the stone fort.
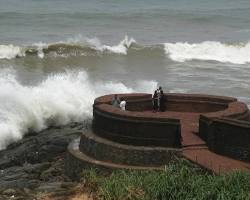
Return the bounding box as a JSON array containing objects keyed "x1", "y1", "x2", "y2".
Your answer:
[{"x1": 65, "y1": 93, "x2": 250, "y2": 179}]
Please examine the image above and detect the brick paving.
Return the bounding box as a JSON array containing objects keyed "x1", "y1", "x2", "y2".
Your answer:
[{"x1": 144, "y1": 110, "x2": 250, "y2": 174}]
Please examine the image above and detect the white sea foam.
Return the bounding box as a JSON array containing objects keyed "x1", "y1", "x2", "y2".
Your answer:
[
  {"x1": 0, "y1": 70, "x2": 156, "y2": 150},
  {"x1": 0, "y1": 45, "x2": 25, "y2": 59},
  {"x1": 134, "y1": 80, "x2": 158, "y2": 93},
  {"x1": 86, "y1": 35, "x2": 136, "y2": 54},
  {"x1": 33, "y1": 42, "x2": 48, "y2": 59},
  {"x1": 169, "y1": 88, "x2": 189, "y2": 93},
  {"x1": 3, "y1": 39, "x2": 250, "y2": 64},
  {"x1": 164, "y1": 41, "x2": 250, "y2": 64}
]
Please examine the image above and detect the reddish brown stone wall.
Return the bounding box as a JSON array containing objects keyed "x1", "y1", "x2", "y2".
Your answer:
[
  {"x1": 93, "y1": 105, "x2": 181, "y2": 147},
  {"x1": 166, "y1": 93, "x2": 236, "y2": 103},
  {"x1": 96, "y1": 93, "x2": 234, "y2": 113},
  {"x1": 166, "y1": 101, "x2": 227, "y2": 113},
  {"x1": 166, "y1": 93, "x2": 235, "y2": 113},
  {"x1": 79, "y1": 131, "x2": 181, "y2": 166},
  {"x1": 198, "y1": 101, "x2": 250, "y2": 141},
  {"x1": 126, "y1": 99, "x2": 228, "y2": 113},
  {"x1": 207, "y1": 118, "x2": 250, "y2": 162},
  {"x1": 94, "y1": 93, "x2": 250, "y2": 162},
  {"x1": 93, "y1": 93, "x2": 244, "y2": 148},
  {"x1": 66, "y1": 93, "x2": 250, "y2": 179},
  {"x1": 125, "y1": 99, "x2": 152, "y2": 111},
  {"x1": 94, "y1": 93, "x2": 151, "y2": 105}
]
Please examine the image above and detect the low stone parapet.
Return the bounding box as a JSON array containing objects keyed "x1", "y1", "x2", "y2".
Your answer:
[
  {"x1": 199, "y1": 100, "x2": 250, "y2": 141},
  {"x1": 206, "y1": 118, "x2": 250, "y2": 162},
  {"x1": 93, "y1": 104, "x2": 181, "y2": 147}
]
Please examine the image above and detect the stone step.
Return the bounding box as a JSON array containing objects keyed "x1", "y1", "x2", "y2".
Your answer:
[
  {"x1": 80, "y1": 130, "x2": 182, "y2": 166},
  {"x1": 65, "y1": 138, "x2": 163, "y2": 180}
]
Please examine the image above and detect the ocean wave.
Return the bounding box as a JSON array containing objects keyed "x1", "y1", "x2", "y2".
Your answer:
[
  {"x1": 164, "y1": 41, "x2": 250, "y2": 64},
  {"x1": 2, "y1": 38, "x2": 250, "y2": 65},
  {"x1": 0, "y1": 36, "x2": 137, "y2": 60},
  {"x1": 0, "y1": 44, "x2": 26, "y2": 59},
  {"x1": 85, "y1": 35, "x2": 136, "y2": 54},
  {"x1": 0, "y1": 69, "x2": 157, "y2": 150}
]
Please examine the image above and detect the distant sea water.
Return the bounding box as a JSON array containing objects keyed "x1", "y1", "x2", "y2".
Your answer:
[{"x1": 0, "y1": 0, "x2": 250, "y2": 149}]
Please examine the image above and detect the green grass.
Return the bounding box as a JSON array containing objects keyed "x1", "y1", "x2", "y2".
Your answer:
[{"x1": 80, "y1": 159, "x2": 250, "y2": 200}]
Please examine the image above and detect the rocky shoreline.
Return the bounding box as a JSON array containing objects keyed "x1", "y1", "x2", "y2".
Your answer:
[{"x1": 0, "y1": 121, "x2": 91, "y2": 200}]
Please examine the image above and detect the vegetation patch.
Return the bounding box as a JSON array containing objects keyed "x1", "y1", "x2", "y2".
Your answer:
[{"x1": 80, "y1": 159, "x2": 250, "y2": 200}]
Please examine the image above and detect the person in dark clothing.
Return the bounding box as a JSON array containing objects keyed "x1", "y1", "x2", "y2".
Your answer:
[
  {"x1": 159, "y1": 87, "x2": 166, "y2": 112},
  {"x1": 111, "y1": 94, "x2": 121, "y2": 108},
  {"x1": 152, "y1": 90, "x2": 158, "y2": 111}
]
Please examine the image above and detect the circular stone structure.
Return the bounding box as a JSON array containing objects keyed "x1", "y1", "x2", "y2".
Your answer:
[{"x1": 66, "y1": 93, "x2": 250, "y2": 179}]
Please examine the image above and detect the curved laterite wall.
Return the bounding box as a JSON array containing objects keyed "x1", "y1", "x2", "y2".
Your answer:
[
  {"x1": 198, "y1": 101, "x2": 250, "y2": 142},
  {"x1": 93, "y1": 104, "x2": 181, "y2": 147},
  {"x1": 92, "y1": 93, "x2": 241, "y2": 148},
  {"x1": 206, "y1": 118, "x2": 250, "y2": 162}
]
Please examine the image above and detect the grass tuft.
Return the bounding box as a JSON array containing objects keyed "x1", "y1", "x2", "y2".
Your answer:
[{"x1": 80, "y1": 159, "x2": 250, "y2": 200}]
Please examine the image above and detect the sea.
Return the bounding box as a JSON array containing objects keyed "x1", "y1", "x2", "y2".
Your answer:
[{"x1": 0, "y1": 0, "x2": 250, "y2": 149}]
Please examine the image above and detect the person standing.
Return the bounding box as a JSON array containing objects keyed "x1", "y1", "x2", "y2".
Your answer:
[
  {"x1": 120, "y1": 100, "x2": 126, "y2": 111},
  {"x1": 157, "y1": 86, "x2": 165, "y2": 112},
  {"x1": 159, "y1": 87, "x2": 166, "y2": 112},
  {"x1": 152, "y1": 90, "x2": 158, "y2": 111},
  {"x1": 111, "y1": 94, "x2": 121, "y2": 108}
]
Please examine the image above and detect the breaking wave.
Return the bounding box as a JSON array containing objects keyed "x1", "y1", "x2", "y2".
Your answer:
[
  {"x1": 0, "y1": 69, "x2": 157, "y2": 150},
  {"x1": 0, "y1": 45, "x2": 26, "y2": 59},
  {"x1": 164, "y1": 41, "x2": 250, "y2": 64},
  {"x1": 0, "y1": 35, "x2": 136, "y2": 59},
  {"x1": 1, "y1": 37, "x2": 250, "y2": 65}
]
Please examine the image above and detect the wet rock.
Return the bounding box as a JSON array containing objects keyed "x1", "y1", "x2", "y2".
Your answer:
[
  {"x1": 0, "y1": 122, "x2": 87, "y2": 199},
  {"x1": 23, "y1": 162, "x2": 51, "y2": 174},
  {"x1": 0, "y1": 188, "x2": 30, "y2": 200},
  {"x1": 40, "y1": 159, "x2": 64, "y2": 181},
  {"x1": 0, "y1": 123, "x2": 84, "y2": 169},
  {"x1": 0, "y1": 162, "x2": 53, "y2": 189},
  {"x1": 2, "y1": 188, "x2": 16, "y2": 195},
  {"x1": 35, "y1": 182, "x2": 66, "y2": 193},
  {"x1": 0, "y1": 179, "x2": 40, "y2": 189}
]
